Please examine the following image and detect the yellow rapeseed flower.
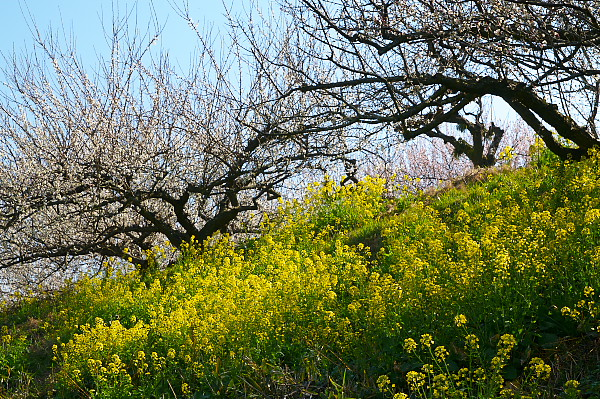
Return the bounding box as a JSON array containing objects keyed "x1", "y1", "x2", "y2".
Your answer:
[
  {"x1": 167, "y1": 348, "x2": 176, "y2": 359},
  {"x1": 584, "y1": 286, "x2": 595, "y2": 298},
  {"x1": 422, "y1": 363, "x2": 434, "y2": 374},
  {"x1": 464, "y1": 334, "x2": 479, "y2": 351},
  {"x1": 497, "y1": 334, "x2": 517, "y2": 357},
  {"x1": 528, "y1": 357, "x2": 551, "y2": 380},
  {"x1": 454, "y1": 314, "x2": 467, "y2": 327},
  {"x1": 403, "y1": 338, "x2": 417, "y2": 353},
  {"x1": 473, "y1": 367, "x2": 486, "y2": 381},
  {"x1": 420, "y1": 333, "x2": 434, "y2": 348},
  {"x1": 182, "y1": 382, "x2": 191, "y2": 395},
  {"x1": 434, "y1": 346, "x2": 449, "y2": 362},
  {"x1": 406, "y1": 371, "x2": 426, "y2": 390},
  {"x1": 564, "y1": 379, "x2": 580, "y2": 396},
  {"x1": 376, "y1": 375, "x2": 391, "y2": 391}
]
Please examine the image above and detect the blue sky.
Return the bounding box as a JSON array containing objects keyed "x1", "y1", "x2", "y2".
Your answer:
[
  {"x1": 0, "y1": 0, "x2": 517, "y2": 122},
  {"x1": 0, "y1": 0, "x2": 259, "y2": 71}
]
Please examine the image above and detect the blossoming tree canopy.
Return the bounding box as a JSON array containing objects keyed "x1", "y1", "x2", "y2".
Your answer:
[{"x1": 0, "y1": 10, "x2": 355, "y2": 283}]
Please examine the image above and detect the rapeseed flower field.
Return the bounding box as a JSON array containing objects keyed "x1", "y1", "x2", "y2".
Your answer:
[{"x1": 2, "y1": 148, "x2": 600, "y2": 397}]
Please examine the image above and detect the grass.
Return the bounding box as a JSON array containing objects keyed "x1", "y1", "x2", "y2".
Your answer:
[{"x1": 1, "y1": 147, "x2": 600, "y2": 398}]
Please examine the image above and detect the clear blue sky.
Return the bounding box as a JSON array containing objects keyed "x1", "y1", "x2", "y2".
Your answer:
[{"x1": 0, "y1": 0, "x2": 262, "y2": 72}]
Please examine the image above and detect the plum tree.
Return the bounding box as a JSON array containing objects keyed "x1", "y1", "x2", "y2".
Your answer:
[{"x1": 271, "y1": 0, "x2": 600, "y2": 166}]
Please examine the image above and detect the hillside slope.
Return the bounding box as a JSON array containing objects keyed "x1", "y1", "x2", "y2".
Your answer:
[{"x1": 2, "y1": 149, "x2": 600, "y2": 398}]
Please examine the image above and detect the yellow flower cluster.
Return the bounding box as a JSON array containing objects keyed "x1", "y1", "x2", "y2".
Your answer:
[
  {"x1": 397, "y1": 330, "x2": 561, "y2": 399},
  {"x1": 527, "y1": 357, "x2": 551, "y2": 380},
  {"x1": 561, "y1": 286, "x2": 600, "y2": 333},
  {"x1": 23, "y1": 149, "x2": 600, "y2": 397}
]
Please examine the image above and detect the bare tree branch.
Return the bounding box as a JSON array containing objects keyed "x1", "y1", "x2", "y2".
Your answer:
[{"x1": 272, "y1": 0, "x2": 600, "y2": 165}]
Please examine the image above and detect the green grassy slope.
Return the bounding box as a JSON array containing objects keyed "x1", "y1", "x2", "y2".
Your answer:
[{"x1": 2, "y1": 148, "x2": 600, "y2": 398}]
